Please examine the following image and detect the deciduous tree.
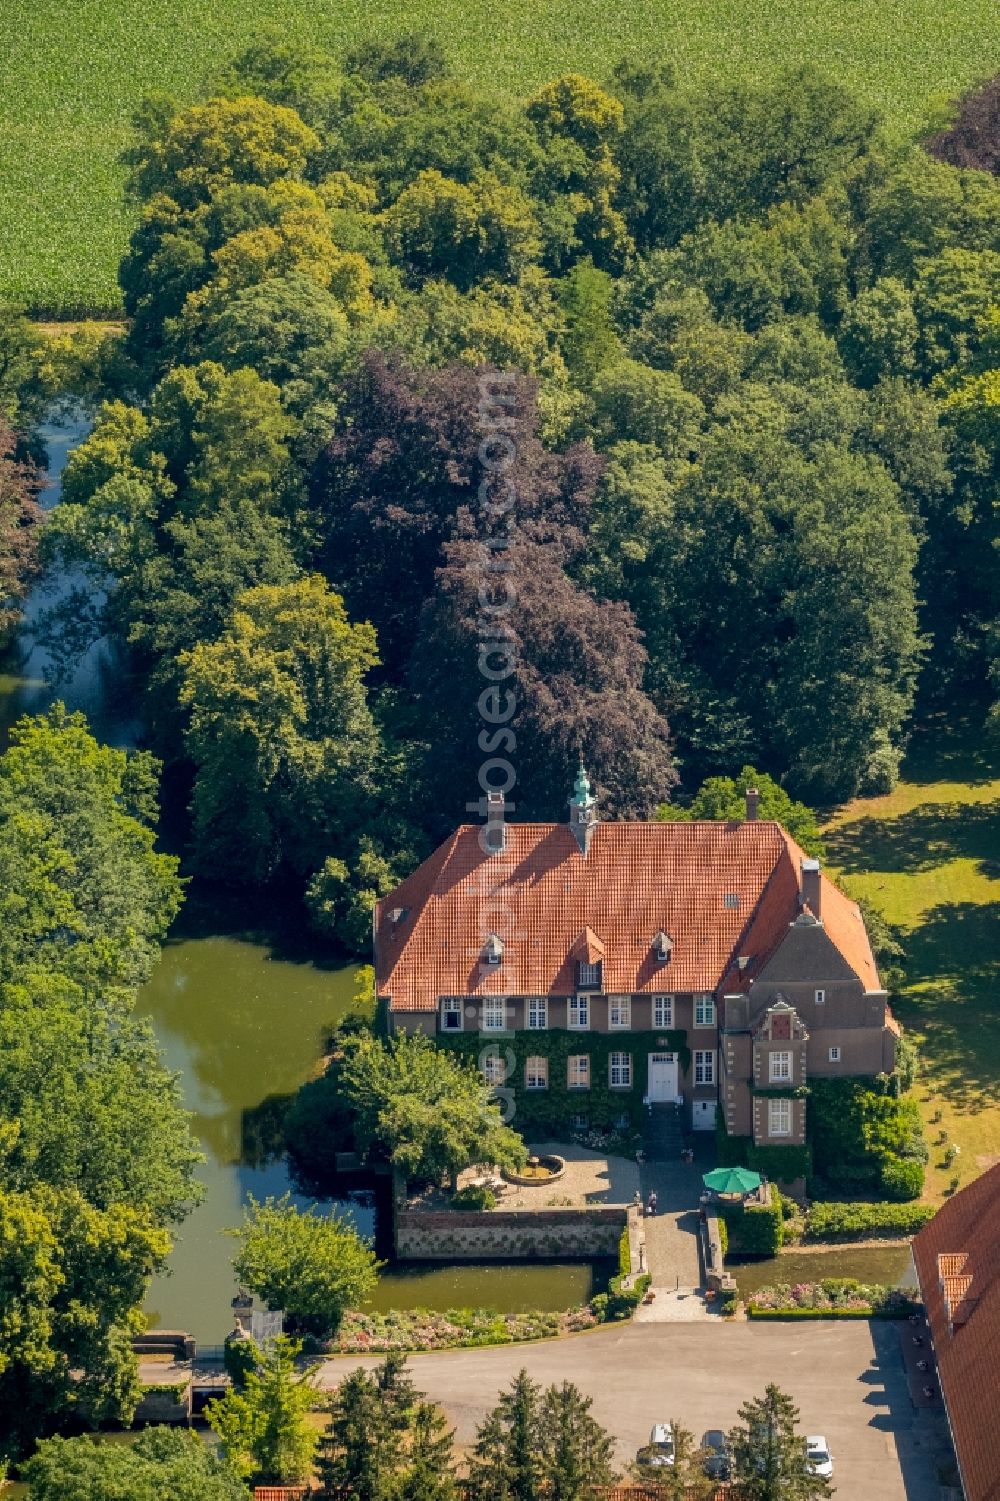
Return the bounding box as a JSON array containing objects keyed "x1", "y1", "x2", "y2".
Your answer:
[
  {"x1": 339, "y1": 1032, "x2": 527, "y2": 1187},
  {"x1": 0, "y1": 416, "x2": 42, "y2": 633},
  {"x1": 231, "y1": 1195, "x2": 380, "y2": 1337},
  {"x1": 23, "y1": 1427, "x2": 247, "y2": 1501},
  {"x1": 179, "y1": 575, "x2": 380, "y2": 880},
  {"x1": 207, "y1": 1335, "x2": 317, "y2": 1485}
]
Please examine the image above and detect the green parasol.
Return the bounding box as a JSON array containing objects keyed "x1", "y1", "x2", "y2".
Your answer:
[{"x1": 702, "y1": 1166, "x2": 763, "y2": 1196}]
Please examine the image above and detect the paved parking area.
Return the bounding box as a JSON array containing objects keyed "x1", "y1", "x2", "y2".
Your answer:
[{"x1": 320, "y1": 1320, "x2": 950, "y2": 1500}]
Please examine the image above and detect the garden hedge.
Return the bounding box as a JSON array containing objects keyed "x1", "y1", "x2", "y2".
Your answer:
[
  {"x1": 748, "y1": 1306, "x2": 879, "y2": 1320},
  {"x1": 718, "y1": 1196, "x2": 782, "y2": 1255},
  {"x1": 805, "y1": 1200, "x2": 935, "y2": 1241}
]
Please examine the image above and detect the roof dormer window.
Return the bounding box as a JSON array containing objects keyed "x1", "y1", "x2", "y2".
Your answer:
[
  {"x1": 577, "y1": 960, "x2": 602, "y2": 989},
  {"x1": 483, "y1": 934, "x2": 504, "y2": 967},
  {"x1": 653, "y1": 930, "x2": 672, "y2": 963}
]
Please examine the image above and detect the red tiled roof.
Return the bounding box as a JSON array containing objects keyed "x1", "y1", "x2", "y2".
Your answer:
[
  {"x1": 912, "y1": 1164, "x2": 1000, "y2": 1501},
  {"x1": 376, "y1": 820, "x2": 880, "y2": 1011}
]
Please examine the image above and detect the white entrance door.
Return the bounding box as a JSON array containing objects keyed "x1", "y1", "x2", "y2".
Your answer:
[
  {"x1": 647, "y1": 1053, "x2": 678, "y2": 1103},
  {"x1": 692, "y1": 1099, "x2": 717, "y2": 1131}
]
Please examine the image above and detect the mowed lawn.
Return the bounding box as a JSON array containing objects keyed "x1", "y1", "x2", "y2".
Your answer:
[
  {"x1": 825, "y1": 724, "x2": 1000, "y2": 1204},
  {"x1": 3, "y1": 0, "x2": 1000, "y2": 315}
]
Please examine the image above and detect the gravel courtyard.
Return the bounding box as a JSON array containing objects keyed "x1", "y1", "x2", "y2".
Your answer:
[{"x1": 319, "y1": 1319, "x2": 952, "y2": 1501}]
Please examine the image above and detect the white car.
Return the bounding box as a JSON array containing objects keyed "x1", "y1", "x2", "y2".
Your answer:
[
  {"x1": 806, "y1": 1435, "x2": 834, "y2": 1478},
  {"x1": 645, "y1": 1424, "x2": 675, "y2": 1466}
]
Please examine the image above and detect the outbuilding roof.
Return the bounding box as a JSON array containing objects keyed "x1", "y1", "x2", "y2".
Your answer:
[{"x1": 912, "y1": 1164, "x2": 1000, "y2": 1501}]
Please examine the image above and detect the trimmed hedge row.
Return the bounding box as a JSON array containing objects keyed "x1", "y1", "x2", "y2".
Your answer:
[
  {"x1": 748, "y1": 1141, "x2": 812, "y2": 1182},
  {"x1": 749, "y1": 1306, "x2": 881, "y2": 1320},
  {"x1": 718, "y1": 1196, "x2": 783, "y2": 1255},
  {"x1": 805, "y1": 1200, "x2": 935, "y2": 1241}
]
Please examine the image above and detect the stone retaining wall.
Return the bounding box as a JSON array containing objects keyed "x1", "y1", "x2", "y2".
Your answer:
[{"x1": 396, "y1": 1206, "x2": 627, "y2": 1261}]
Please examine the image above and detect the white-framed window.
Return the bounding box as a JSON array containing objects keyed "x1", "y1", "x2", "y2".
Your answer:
[
  {"x1": 572, "y1": 1112, "x2": 589, "y2": 1130},
  {"x1": 694, "y1": 1049, "x2": 715, "y2": 1086},
  {"x1": 568, "y1": 1054, "x2": 590, "y2": 1089},
  {"x1": 609, "y1": 1052, "x2": 632, "y2": 1089},
  {"x1": 815, "y1": 989, "x2": 826, "y2": 1005},
  {"x1": 694, "y1": 993, "x2": 716, "y2": 1028},
  {"x1": 440, "y1": 998, "x2": 463, "y2": 1032},
  {"x1": 527, "y1": 997, "x2": 548, "y2": 1030},
  {"x1": 609, "y1": 995, "x2": 631, "y2": 1029},
  {"x1": 828, "y1": 1046, "x2": 841, "y2": 1063},
  {"x1": 568, "y1": 994, "x2": 590, "y2": 1029},
  {"x1": 482, "y1": 997, "x2": 506, "y2": 1032},
  {"x1": 769, "y1": 1050, "x2": 792, "y2": 1083},
  {"x1": 768, "y1": 1098, "x2": 792, "y2": 1137},
  {"x1": 482, "y1": 1053, "x2": 506, "y2": 1086},
  {"x1": 525, "y1": 1056, "x2": 548, "y2": 1090},
  {"x1": 578, "y1": 960, "x2": 602, "y2": 988},
  {"x1": 653, "y1": 994, "x2": 674, "y2": 1028}
]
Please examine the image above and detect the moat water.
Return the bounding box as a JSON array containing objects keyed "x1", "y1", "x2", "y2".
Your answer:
[
  {"x1": 731, "y1": 1243, "x2": 914, "y2": 1300},
  {"x1": 1, "y1": 410, "x2": 604, "y2": 1345}
]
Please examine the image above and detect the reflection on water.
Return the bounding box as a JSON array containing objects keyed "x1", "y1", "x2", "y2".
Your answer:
[
  {"x1": 0, "y1": 406, "x2": 140, "y2": 747},
  {"x1": 731, "y1": 1244, "x2": 914, "y2": 1301},
  {"x1": 365, "y1": 1260, "x2": 606, "y2": 1314},
  {"x1": 136, "y1": 926, "x2": 361, "y2": 1344}
]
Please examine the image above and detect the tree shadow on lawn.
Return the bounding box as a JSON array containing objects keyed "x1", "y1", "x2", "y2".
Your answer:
[
  {"x1": 902, "y1": 716, "x2": 1000, "y2": 788},
  {"x1": 826, "y1": 795, "x2": 1000, "y2": 878},
  {"x1": 893, "y1": 900, "x2": 1000, "y2": 1114}
]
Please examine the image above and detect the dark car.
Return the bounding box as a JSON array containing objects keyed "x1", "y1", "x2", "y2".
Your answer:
[{"x1": 700, "y1": 1429, "x2": 732, "y2": 1482}]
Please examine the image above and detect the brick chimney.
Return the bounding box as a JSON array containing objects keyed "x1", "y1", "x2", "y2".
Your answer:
[
  {"x1": 482, "y1": 789, "x2": 507, "y2": 855},
  {"x1": 745, "y1": 787, "x2": 760, "y2": 821},
  {"x1": 801, "y1": 858, "x2": 822, "y2": 918}
]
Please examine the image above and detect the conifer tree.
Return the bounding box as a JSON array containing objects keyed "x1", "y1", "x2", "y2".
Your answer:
[
  {"x1": 538, "y1": 1382, "x2": 617, "y2": 1501},
  {"x1": 729, "y1": 1385, "x2": 832, "y2": 1500},
  {"x1": 467, "y1": 1371, "x2": 543, "y2": 1501},
  {"x1": 398, "y1": 1402, "x2": 459, "y2": 1501},
  {"x1": 319, "y1": 1368, "x2": 398, "y2": 1501}
]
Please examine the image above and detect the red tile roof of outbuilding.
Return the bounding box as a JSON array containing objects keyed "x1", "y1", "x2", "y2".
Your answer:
[
  {"x1": 912, "y1": 1164, "x2": 1000, "y2": 1501},
  {"x1": 375, "y1": 820, "x2": 880, "y2": 1012}
]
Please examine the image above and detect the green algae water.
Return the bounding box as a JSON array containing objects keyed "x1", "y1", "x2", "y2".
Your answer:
[
  {"x1": 135, "y1": 910, "x2": 604, "y2": 1343},
  {"x1": 732, "y1": 1244, "x2": 914, "y2": 1301},
  {"x1": 134, "y1": 899, "x2": 366, "y2": 1345}
]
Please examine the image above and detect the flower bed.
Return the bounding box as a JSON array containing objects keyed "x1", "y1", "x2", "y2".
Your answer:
[
  {"x1": 325, "y1": 1303, "x2": 599, "y2": 1354},
  {"x1": 746, "y1": 1278, "x2": 919, "y2": 1319}
]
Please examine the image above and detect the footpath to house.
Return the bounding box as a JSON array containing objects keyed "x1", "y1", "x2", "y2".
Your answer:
[{"x1": 635, "y1": 1107, "x2": 717, "y2": 1322}]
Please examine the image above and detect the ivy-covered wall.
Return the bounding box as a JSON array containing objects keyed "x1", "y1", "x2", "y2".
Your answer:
[
  {"x1": 713, "y1": 1115, "x2": 811, "y2": 1183},
  {"x1": 438, "y1": 1029, "x2": 690, "y2": 1136}
]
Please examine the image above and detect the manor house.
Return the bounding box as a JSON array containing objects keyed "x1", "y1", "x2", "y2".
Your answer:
[{"x1": 374, "y1": 772, "x2": 897, "y2": 1150}]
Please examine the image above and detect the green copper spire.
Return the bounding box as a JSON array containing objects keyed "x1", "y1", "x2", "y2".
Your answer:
[{"x1": 571, "y1": 762, "x2": 594, "y2": 807}]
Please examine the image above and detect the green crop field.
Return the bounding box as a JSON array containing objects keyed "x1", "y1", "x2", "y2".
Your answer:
[
  {"x1": 2, "y1": 0, "x2": 999, "y2": 315},
  {"x1": 825, "y1": 726, "x2": 1000, "y2": 1204}
]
